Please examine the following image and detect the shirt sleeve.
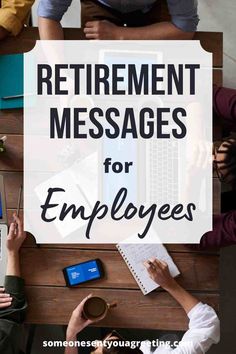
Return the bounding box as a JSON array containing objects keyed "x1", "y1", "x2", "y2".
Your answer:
[
  {"x1": 213, "y1": 85, "x2": 236, "y2": 131},
  {"x1": 0, "y1": 276, "x2": 27, "y2": 324},
  {"x1": 0, "y1": 0, "x2": 34, "y2": 36},
  {"x1": 38, "y1": 0, "x2": 72, "y2": 21},
  {"x1": 0, "y1": 276, "x2": 27, "y2": 354},
  {"x1": 174, "y1": 302, "x2": 220, "y2": 354},
  {"x1": 167, "y1": 0, "x2": 199, "y2": 32},
  {"x1": 200, "y1": 211, "x2": 236, "y2": 250}
]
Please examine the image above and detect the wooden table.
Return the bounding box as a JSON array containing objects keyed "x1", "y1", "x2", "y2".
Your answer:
[{"x1": 0, "y1": 28, "x2": 222, "y2": 330}]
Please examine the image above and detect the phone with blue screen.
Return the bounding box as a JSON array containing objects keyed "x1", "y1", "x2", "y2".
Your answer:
[{"x1": 63, "y1": 259, "x2": 104, "y2": 287}]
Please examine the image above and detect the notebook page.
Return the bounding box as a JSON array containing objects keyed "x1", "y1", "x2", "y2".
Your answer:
[{"x1": 118, "y1": 243, "x2": 180, "y2": 295}]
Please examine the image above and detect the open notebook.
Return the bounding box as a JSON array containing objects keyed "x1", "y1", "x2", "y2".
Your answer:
[{"x1": 117, "y1": 235, "x2": 180, "y2": 295}]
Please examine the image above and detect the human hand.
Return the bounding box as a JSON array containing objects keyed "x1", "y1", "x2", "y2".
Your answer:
[
  {"x1": 0, "y1": 288, "x2": 12, "y2": 309},
  {"x1": 6, "y1": 214, "x2": 26, "y2": 255},
  {"x1": 213, "y1": 138, "x2": 236, "y2": 183},
  {"x1": 66, "y1": 294, "x2": 96, "y2": 340},
  {"x1": 84, "y1": 20, "x2": 119, "y2": 40},
  {"x1": 144, "y1": 258, "x2": 176, "y2": 291}
]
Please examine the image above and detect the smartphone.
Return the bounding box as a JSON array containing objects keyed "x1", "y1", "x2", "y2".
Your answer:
[{"x1": 63, "y1": 259, "x2": 104, "y2": 287}]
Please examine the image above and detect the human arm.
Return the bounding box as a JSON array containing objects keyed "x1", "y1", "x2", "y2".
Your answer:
[
  {"x1": 65, "y1": 294, "x2": 94, "y2": 354},
  {"x1": 84, "y1": 20, "x2": 195, "y2": 40},
  {"x1": 0, "y1": 0, "x2": 34, "y2": 39},
  {"x1": 38, "y1": 17, "x2": 64, "y2": 39},
  {"x1": 144, "y1": 259, "x2": 220, "y2": 352},
  {"x1": 84, "y1": 0, "x2": 198, "y2": 40},
  {"x1": 144, "y1": 258, "x2": 198, "y2": 314},
  {"x1": 0, "y1": 214, "x2": 27, "y2": 323},
  {"x1": 6, "y1": 214, "x2": 26, "y2": 277},
  {"x1": 38, "y1": 0, "x2": 72, "y2": 39}
]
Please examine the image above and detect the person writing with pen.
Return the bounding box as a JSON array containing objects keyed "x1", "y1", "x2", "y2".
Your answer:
[{"x1": 65, "y1": 258, "x2": 220, "y2": 354}]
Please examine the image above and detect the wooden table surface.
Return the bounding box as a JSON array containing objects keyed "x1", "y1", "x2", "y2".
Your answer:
[{"x1": 0, "y1": 27, "x2": 222, "y2": 330}]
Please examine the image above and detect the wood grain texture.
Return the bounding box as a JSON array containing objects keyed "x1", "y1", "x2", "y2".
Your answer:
[
  {"x1": 213, "y1": 178, "x2": 221, "y2": 215},
  {"x1": 213, "y1": 70, "x2": 223, "y2": 86},
  {"x1": 1, "y1": 172, "x2": 23, "y2": 208},
  {"x1": 21, "y1": 233, "x2": 219, "y2": 254},
  {"x1": 0, "y1": 110, "x2": 23, "y2": 134},
  {"x1": 21, "y1": 239, "x2": 219, "y2": 256},
  {"x1": 20, "y1": 248, "x2": 219, "y2": 291},
  {"x1": 25, "y1": 286, "x2": 219, "y2": 329},
  {"x1": 0, "y1": 135, "x2": 23, "y2": 171},
  {"x1": 36, "y1": 243, "x2": 218, "y2": 254},
  {"x1": 194, "y1": 32, "x2": 223, "y2": 68},
  {"x1": 0, "y1": 27, "x2": 223, "y2": 68}
]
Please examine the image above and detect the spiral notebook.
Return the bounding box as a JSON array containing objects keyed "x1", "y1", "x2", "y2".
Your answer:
[{"x1": 117, "y1": 242, "x2": 180, "y2": 295}]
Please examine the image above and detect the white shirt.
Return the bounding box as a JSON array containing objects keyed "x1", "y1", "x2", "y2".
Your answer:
[{"x1": 140, "y1": 302, "x2": 220, "y2": 354}]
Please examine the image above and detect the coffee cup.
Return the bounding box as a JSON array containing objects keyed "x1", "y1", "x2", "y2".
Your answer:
[{"x1": 83, "y1": 296, "x2": 117, "y2": 321}]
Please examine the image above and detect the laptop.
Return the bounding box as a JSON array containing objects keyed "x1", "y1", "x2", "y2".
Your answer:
[
  {"x1": 0, "y1": 175, "x2": 8, "y2": 286},
  {"x1": 99, "y1": 49, "x2": 163, "y2": 205},
  {"x1": 146, "y1": 137, "x2": 181, "y2": 205}
]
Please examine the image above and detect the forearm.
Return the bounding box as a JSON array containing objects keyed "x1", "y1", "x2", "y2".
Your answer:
[
  {"x1": 38, "y1": 17, "x2": 64, "y2": 40},
  {"x1": 116, "y1": 22, "x2": 195, "y2": 40},
  {"x1": 6, "y1": 253, "x2": 21, "y2": 277},
  {"x1": 65, "y1": 343, "x2": 78, "y2": 354},
  {"x1": 65, "y1": 333, "x2": 78, "y2": 354},
  {"x1": 165, "y1": 280, "x2": 199, "y2": 314}
]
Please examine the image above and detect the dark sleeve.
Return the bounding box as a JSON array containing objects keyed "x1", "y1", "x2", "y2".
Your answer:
[
  {"x1": 200, "y1": 211, "x2": 236, "y2": 249},
  {"x1": 0, "y1": 276, "x2": 27, "y2": 324},
  {"x1": 213, "y1": 85, "x2": 236, "y2": 131}
]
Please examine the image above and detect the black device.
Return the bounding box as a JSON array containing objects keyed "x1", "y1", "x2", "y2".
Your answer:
[{"x1": 63, "y1": 259, "x2": 104, "y2": 287}]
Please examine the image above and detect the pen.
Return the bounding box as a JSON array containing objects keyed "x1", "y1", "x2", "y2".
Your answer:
[
  {"x1": 17, "y1": 185, "x2": 23, "y2": 217},
  {"x1": 2, "y1": 94, "x2": 23, "y2": 100},
  {"x1": 2, "y1": 93, "x2": 34, "y2": 100}
]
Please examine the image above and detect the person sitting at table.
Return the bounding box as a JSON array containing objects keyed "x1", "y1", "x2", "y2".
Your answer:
[
  {"x1": 0, "y1": 214, "x2": 27, "y2": 354},
  {"x1": 0, "y1": 0, "x2": 34, "y2": 40},
  {"x1": 213, "y1": 85, "x2": 236, "y2": 189},
  {"x1": 187, "y1": 85, "x2": 236, "y2": 251},
  {"x1": 38, "y1": 0, "x2": 199, "y2": 40},
  {"x1": 65, "y1": 258, "x2": 220, "y2": 354}
]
